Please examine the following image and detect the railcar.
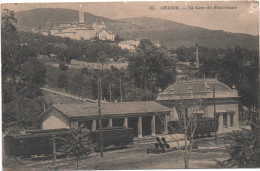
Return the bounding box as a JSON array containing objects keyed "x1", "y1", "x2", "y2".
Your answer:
[
  {"x1": 168, "y1": 117, "x2": 217, "y2": 137},
  {"x1": 4, "y1": 127, "x2": 134, "y2": 158},
  {"x1": 90, "y1": 127, "x2": 134, "y2": 148}
]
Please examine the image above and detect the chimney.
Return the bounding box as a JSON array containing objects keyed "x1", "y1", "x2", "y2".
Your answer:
[{"x1": 196, "y1": 43, "x2": 199, "y2": 68}]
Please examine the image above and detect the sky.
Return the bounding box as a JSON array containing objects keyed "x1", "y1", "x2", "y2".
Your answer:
[{"x1": 2, "y1": 1, "x2": 259, "y2": 35}]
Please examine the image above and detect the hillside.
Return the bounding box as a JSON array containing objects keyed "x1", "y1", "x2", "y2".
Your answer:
[
  {"x1": 15, "y1": 8, "x2": 259, "y2": 49},
  {"x1": 15, "y1": 8, "x2": 145, "y2": 33},
  {"x1": 118, "y1": 17, "x2": 259, "y2": 49}
]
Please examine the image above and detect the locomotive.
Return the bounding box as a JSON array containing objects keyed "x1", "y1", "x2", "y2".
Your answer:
[{"x1": 4, "y1": 127, "x2": 134, "y2": 158}]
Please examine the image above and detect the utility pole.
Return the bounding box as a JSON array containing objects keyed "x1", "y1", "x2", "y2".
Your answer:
[
  {"x1": 120, "y1": 78, "x2": 122, "y2": 102},
  {"x1": 52, "y1": 135, "x2": 56, "y2": 166},
  {"x1": 97, "y1": 78, "x2": 104, "y2": 158},
  {"x1": 183, "y1": 105, "x2": 189, "y2": 169},
  {"x1": 43, "y1": 103, "x2": 46, "y2": 112},
  {"x1": 213, "y1": 86, "x2": 217, "y2": 142},
  {"x1": 109, "y1": 83, "x2": 112, "y2": 102},
  {"x1": 100, "y1": 77, "x2": 102, "y2": 101}
]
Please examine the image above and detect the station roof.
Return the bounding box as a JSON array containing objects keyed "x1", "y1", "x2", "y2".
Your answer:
[
  {"x1": 158, "y1": 78, "x2": 239, "y2": 100},
  {"x1": 163, "y1": 78, "x2": 232, "y2": 94},
  {"x1": 41, "y1": 101, "x2": 170, "y2": 120}
]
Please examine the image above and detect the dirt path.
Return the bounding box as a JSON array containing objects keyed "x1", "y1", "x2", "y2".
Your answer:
[{"x1": 41, "y1": 87, "x2": 96, "y2": 103}]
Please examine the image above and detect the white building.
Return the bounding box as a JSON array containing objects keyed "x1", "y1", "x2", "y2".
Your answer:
[
  {"x1": 98, "y1": 29, "x2": 115, "y2": 41},
  {"x1": 48, "y1": 9, "x2": 115, "y2": 41},
  {"x1": 118, "y1": 40, "x2": 140, "y2": 51},
  {"x1": 70, "y1": 59, "x2": 128, "y2": 70}
]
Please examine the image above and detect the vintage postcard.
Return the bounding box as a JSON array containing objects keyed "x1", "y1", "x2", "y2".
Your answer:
[{"x1": 1, "y1": 1, "x2": 259, "y2": 170}]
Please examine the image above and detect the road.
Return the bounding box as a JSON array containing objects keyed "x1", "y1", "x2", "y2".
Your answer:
[{"x1": 41, "y1": 87, "x2": 96, "y2": 103}]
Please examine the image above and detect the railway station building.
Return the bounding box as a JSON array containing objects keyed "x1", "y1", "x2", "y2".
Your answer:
[
  {"x1": 157, "y1": 78, "x2": 240, "y2": 133},
  {"x1": 39, "y1": 101, "x2": 170, "y2": 138}
]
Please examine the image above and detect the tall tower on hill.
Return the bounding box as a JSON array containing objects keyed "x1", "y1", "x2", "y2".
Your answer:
[{"x1": 79, "y1": 6, "x2": 84, "y2": 24}]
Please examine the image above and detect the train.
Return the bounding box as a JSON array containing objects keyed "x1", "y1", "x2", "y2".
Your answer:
[
  {"x1": 168, "y1": 117, "x2": 218, "y2": 137},
  {"x1": 4, "y1": 127, "x2": 134, "y2": 158},
  {"x1": 90, "y1": 127, "x2": 134, "y2": 149}
]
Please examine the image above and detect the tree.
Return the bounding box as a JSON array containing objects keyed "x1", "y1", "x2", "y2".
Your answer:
[
  {"x1": 198, "y1": 46, "x2": 259, "y2": 121},
  {"x1": 158, "y1": 95, "x2": 204, "y2": 169},
  {"x1": 59, "y1": 63, "x2": 68, "y2": 71},
  {"x1": 223, "y1": 129, "x2": 260, "y2": 168},
  {"x1": 129, "y1": 40, "x2": 176, "y2": 99},
  {"x1": 174, "y1": 97, "x2": 203, "y2": 168},
  {"x1": 138, "y1": 39, "x2": 153, "y2": 50},
  {"x1": 2, "y1": 10, "x2": 47, "y2": 130},
  {"x1": 114, "y1": 34, "x2": 120, "y2": 42},
  {"x1": 59, "y1": 126, "x2": 93, "y2": 170},
  {"x1": 1, "y1": 9, "x2": 17, "y2": 44},
  {"x1": 81, "y1": 67, "x2": 89, "y2": 75},
  {"x1": 57, "y1": 73, "x2": 68, "y2": 88}
]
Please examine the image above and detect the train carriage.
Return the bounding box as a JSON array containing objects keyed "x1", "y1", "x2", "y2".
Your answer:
[
  {"x1": 168, "y1": 117, "x2": 218, "y2": 137},
  {"x1": 4, "y1": 129, "x2": 69, "y2": 157},
  {"x1": 90, "y1": 127, "x2": 134, "y2": 147},
  {"x1": 4, "y1": 127, "x2": 134, "y2": 158}
]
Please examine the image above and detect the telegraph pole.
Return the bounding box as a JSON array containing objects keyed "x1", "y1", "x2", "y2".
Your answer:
[
  {"x1": 97, "y1": 78, "x2": 104, "y2": 157},
  {"x1": 109, "y1": 83, "x2": 112, "y2": 102},
  {"x1": 52, "y1": 135, "x2": 56, "y2": 165},
  {"x1": 120, "y1": 78, "x2": 122, "y2": 102},
  {"x1": 213, "y1": 86, "x2": 217, "y2": 142}
]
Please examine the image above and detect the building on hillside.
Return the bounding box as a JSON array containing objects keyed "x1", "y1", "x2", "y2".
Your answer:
[
  {"x1": 154, "y1": 41, "x2": 161, "y2": 47},
  {"x1": 39, "y1": 101, "x2": 170, "y2": 138},
  {"x1": 117, "y1": 40, "x2": 140, "y2": 51},
  {"x1": 98, "y1": 29, "x2": 115, "y2": 41},
  {"x1": 157, "y1": 78, "x2": 240, "y2": 133},
  {"x1": 92, "y1": 21, "x2": 106, "y2": 33},
  {"x1": 41, "y1": 29, "x2": 49, "y2": 36},
  {"x1": 48, "y1": 8, "x2": 114, "y2": 41},
  {"x1": 37, "y1": 54, "x2": 58, "y2": 61},
  {"x1": 70, "y1": 59, "x2": 128, "y2": 70}
]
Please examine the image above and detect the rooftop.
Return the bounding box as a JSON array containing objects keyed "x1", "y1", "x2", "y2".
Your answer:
[
  {"x1": 47, "y1": 101, "x2": 170, "y2": 118},
  {"x1": 157, "y1": 78, "x2": 238, "y2": 100}
]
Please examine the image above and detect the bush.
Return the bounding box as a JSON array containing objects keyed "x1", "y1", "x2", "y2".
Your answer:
[
  {"x1": 59, "y1": 63, "x2": 68, "y2": 71},
  {"x1": 224, "y1": 130, "x2": 260, "y2": 168},
  {"x1": 81, "y1": 67, "x2": 89, "y2": 75},
  {"x1": 57, "y1": 73, "x2": 68, "y2": 88}
]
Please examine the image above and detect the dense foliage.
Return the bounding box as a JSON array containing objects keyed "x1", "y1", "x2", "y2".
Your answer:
[
  {"x1": 2, "y1": 9, "x2": 47, "y2": 130},
  {"x1": 18, "y1": 31, "x2": 132, "y2": 63},
  {"x1": 172, "y1": 45, "x2": 259, "y2": 113},
  {"x1": 129, "y1": 39, "x2": 176, "y2": 90},
  {"x1": 224, "y1": 129, "x2": 260, "y2": 168},
  {"x1": 46, "y1": 39, "x2": 177, "y2": 102}
]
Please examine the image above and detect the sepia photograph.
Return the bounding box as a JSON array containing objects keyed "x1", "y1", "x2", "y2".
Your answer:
[{"x1": 1, "y1": 1, "x2": 259, "y2": 170}]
